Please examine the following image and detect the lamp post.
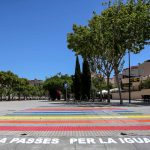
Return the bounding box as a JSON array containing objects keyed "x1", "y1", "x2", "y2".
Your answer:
[
  {"x1": 64, "y1": 81, "x2": 68, "y2": 102},
  {"x1": 128, "y1": 50, "x2": 131, "y2": 103}
]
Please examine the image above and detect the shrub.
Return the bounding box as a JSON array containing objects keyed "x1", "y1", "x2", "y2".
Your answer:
[{"x1": 141, "y1": 77, "x2": 150, "y2": 89}]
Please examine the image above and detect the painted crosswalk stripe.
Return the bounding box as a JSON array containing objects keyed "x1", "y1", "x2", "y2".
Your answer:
[
  {"x1": 0, "y1": 115, "x2": 150, "y2": 120},
  {"x1": 0, "y1": 119, "x2": 150, "y2": 124},
  {"x1": 0, "y1": 126, "x2": 150, "y2": 131}
]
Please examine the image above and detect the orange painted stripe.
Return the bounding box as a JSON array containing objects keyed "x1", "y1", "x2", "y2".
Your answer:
[{"x1": 0, "y1": 119, "x2": 150, "y2": 124}]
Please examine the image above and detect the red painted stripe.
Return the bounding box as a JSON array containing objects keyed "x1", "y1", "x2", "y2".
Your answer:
[
  {"x1": 0, "y1": 126, "x2": 150, "y2": 131},
  {"x1": 0, "y1": 119, "x2": 150, "y2": 124}
]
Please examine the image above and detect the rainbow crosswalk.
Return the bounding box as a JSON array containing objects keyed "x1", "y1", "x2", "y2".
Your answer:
[{"x1": 0, "y1": 107, "x2": 150, "y2": 131}]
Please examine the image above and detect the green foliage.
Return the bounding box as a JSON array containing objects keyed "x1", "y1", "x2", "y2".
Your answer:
[
  {"x1": 67, "y1": 0, "x2": 150, "y2": 103},
  {"x1": 92, "y1": 76, "x2": 106, "y2": 91},
  {"x1": 82, "y1": 59, "x2": 91, "y2": 99},
  {"x1": 73, "y1": 56, "x2": 82, "y2": 100},
  {"x1": 141, "y1": 77, "x2": 150, "y2": 89},
  {"x1": 0, "y1": 71, "x2": 45, "y2": 100},
  {"x1": 14, "y1": 78, "x2": 29, "y2": 99},
  {"x1": 92, "y1": 76, "x2": 113, "y2": 90},
  {"x1": 100, "y1": 0, "x2": 150, "y2": 54},
  {"x1": 0, "y1": 71, "x2": 18, "y2": 100},
  {"x1": 43, "y1": 73, "x2": 73, "y2": 100},
  {"x1": 67, "y1": 25, "x2": 92, "y2": 58}
]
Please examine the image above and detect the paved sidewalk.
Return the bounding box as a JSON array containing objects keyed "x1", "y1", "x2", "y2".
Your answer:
[{"x1": 0, "y1": 100, "x2": 150, "y2": 150}]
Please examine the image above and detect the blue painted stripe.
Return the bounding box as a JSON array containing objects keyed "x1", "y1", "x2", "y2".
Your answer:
[
  {"x1": 15, "y1": 111, "x2": 93, "y2": 114},
  {"x1": 113, "y1": 110, "x2": 134, "y2": 112},
  {"x1": 12, "y1": 112, "x2": 106, "y2": 115},
  {"x1": 6, "y1": 113, "x2": 105, "y2": 116}
]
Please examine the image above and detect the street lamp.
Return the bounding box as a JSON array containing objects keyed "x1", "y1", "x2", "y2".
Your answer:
[
  {"x1": 128, "y1": 50, "x2": 131, "y2": 103},
  {"x1": 64, "y1": 81, "x2": 68, "y2": 102}
]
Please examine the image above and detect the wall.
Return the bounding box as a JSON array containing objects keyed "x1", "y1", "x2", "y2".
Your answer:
[
  {"x1": 112, "y1": 89, "x2": 150, "y2": 100},
  {"x1": 139, "y1": 61, "x2": 150, "y2": 77}
]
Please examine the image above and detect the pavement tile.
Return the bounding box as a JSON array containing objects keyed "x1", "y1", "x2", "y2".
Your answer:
[{"x1": 0, "y1": 100, "x2": 150, "y2": 149}]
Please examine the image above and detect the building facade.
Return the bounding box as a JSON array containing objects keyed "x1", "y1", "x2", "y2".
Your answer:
[
  {"x1": 139, "y1": 60, "x2": 150, "y2": 79},
  {"x1": 29, "y1": 79, "x2": 43, "y2": 86},
  {"x1": 121, "y1": 60, "x2": 150, "y2": 91}
]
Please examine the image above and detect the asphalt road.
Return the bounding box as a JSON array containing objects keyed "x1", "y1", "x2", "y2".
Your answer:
[{"x1": 0, "y1": 100, "x2": 150, "y2": 150}]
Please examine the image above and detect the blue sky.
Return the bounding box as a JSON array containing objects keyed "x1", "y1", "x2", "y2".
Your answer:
[{"x1": 0, "y1": 0, "x2": 149, "y2": 80}]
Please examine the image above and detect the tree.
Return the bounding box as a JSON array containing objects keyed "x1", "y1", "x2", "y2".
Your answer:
[
  {"x1": 97, "y1": 0, "x2": 150, "y2": 104},
  {"x1": 14, "y1": 78, "x2": 29, "y2": 100},
  {"x1": 141, "y1": 77, "x2": 150, "y2": 89},
  {"x1": 4, "y1": 71, "x2": 18, "y2": 100},
  {"x1": 92, "y1": 75, "x2": 106, "y2": 101},
  {"x1": 82, "y1": 58, "x2": 91, "y2": 100},
  {"x1": 36, "y1": 84, "x2": 45, "y2": 98},
  {"x1": 43, "y1": 73, "x2": 73, "y2": 100},
  {"x1": 67, "y1": 19, "x2": 114, "y2": 103},
  {"x1": 73, "y1": 56, "x2": 82, "y2": 101},
  {"x1": 44, "y1": 76, "x2": 63, "y2": 100},
  {"x1": 67, "y1": 0, "x2": 150, "y2": 104},
  {"x1": 93, "y1": 14, "x2": 115, "y2": 102},
  {"x1": 0, "y1": 71, "x2": 6, "y2": 100}
]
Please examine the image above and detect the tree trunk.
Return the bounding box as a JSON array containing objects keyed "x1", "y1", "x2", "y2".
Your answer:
[
  {"x1": 48, "y1": 91, "x2": 51, "y2": 100},
  {"x1": 114, "y1": 67, "x2": 123, "y2": 104},
  {"x1": 0, "y1": 94, "x2": 3, "y2": 101},
  {"x1": 8, "y1": 93, "x2": 11, "y2": 101},
  {"x1": 18, "y1": 93, "x2": 21, "y2": 100},
  {"x1": 100, "y1": 90, "x2": 102, "y2": 102},
  {"x1": 106, "y1": 75, "x2": 110, "y2": 103}
]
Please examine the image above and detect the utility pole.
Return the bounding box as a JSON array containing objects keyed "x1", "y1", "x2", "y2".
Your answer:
[
  {"x1": 128, "y1": 50, "x2": 131, "y2": 104},
  {"x1": 64, "y1": 81, "x2": 68, "y2": 102}
]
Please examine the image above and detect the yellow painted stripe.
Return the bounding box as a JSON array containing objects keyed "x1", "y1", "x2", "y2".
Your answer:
[{"x1": 0, "y1": 115, "x2": 150, "y2": 120}]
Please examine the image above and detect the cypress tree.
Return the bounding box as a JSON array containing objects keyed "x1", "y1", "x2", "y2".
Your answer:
[
  {"x1": 74, "y1": 56, "x2": 82, "y2": 100},
  {"x1": 82, "y1": 58, "x2": 91, "y2": 100}
]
